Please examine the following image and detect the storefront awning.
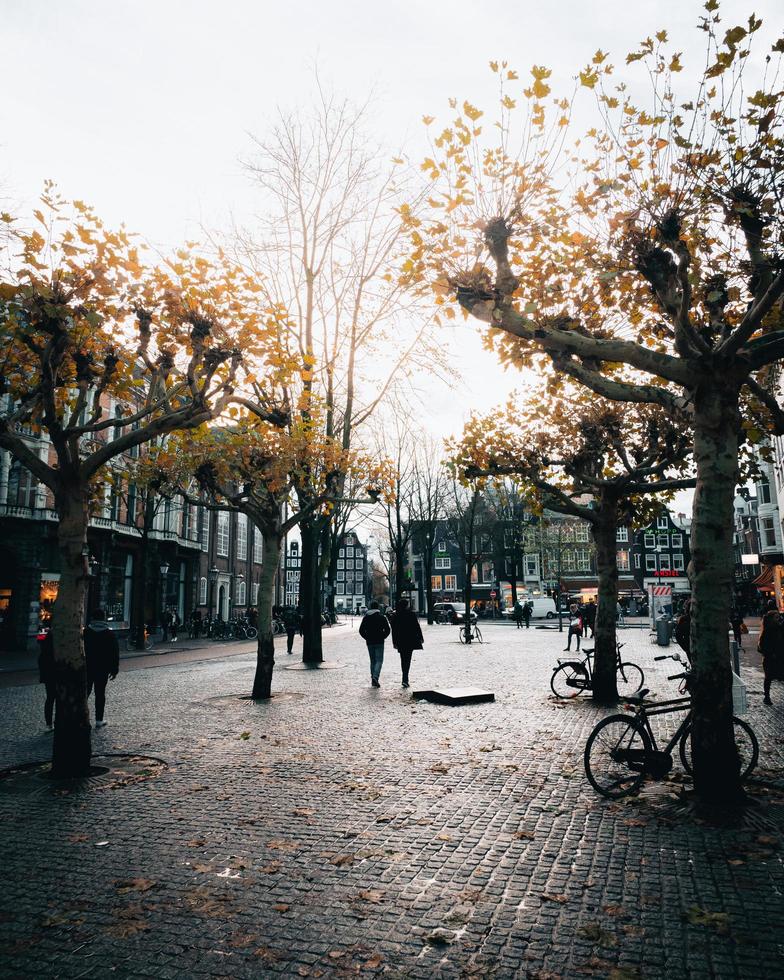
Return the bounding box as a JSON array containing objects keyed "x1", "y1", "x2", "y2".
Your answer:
[{"x1": 752, "y1": 565, "x2": 775, "y2": 589}]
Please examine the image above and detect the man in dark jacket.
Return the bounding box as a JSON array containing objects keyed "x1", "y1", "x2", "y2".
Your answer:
[
  {"x1": 583, "y1": 598, "x2": 597, "y2": 638},
  {"x1": 522, "y1": 600, "x2": 532, "y2": 629},
  {"x1": 359, "y1": 600, "x2": 391, "y2": 687},
  {"x1": 674, "y1": 599, "x2": 692, "y2": 660},
  {"x1": 283, "y1": 606, "x2": 301, "y2": 654},
  {"x1": 84, "y1": 610, "x2": 120, "y2": 728},
  {"x1": 390, "y1": 598, "x2": 424, "y2": 688}
]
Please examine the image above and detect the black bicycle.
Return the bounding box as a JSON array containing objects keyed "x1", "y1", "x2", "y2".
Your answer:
[
  {"x1": 459, "y1": 622, "x2": 483, "y2": 644},
  {"x1": 584, "y1": 655, "x2": 758, "y2": 798},
  {"x1": 550, "y1": 642, "x2": 644, "y2": 699}
]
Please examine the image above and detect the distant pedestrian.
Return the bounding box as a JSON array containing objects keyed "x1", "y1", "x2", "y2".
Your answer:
[
  {"x1": 616, "y1": 601, "x2": 625, "y2": 626},
  {"x1": 564, "y1": 602, "x2": 583, "y2": 652},
  {"x1": 674, "y1": 599, "x2": 692, "y2": 659},
  {"x1": 282, "y1": 606, "x2": 301, "y2": 654},
  {"x1": 247, "y1": 606, "x2": 258, "y2": 628},
  {"x1": 83, "y1": 610, "x2": 120, "y2": 728},
  {"x1": 729, "y1": 607, "x2": 745, "y2": 648},
  {"x1": 583, "y1": 598, "x2": 597, "y2": 638},
  {"x1": 522, "y1": 600, "x2": 532, "y2": 629},
  {"x1": 170, "y1": 609, "x2": 180, "y2": 642},
  {"x1": 513, "y1": 601, "x2": 523, "y2": 629},
  {"x1": 191, "y1": 608, "x2": 202, "y2": 638},
  {"x1": 359, "y1": 600, "x2": 391, "y2": 688},
  {"x1": 390, "y1": 598, "x2": 423, "y2": 689},
  {"x1": 758, "y1": 599, "x2": 784, "y2": 706},
  {"x1": 37, "y1": 630, "x2": 56, "y2": 731}
]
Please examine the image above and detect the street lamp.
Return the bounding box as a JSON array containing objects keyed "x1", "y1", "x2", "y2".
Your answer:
[
  {"x1": 159, "y1": 561, "x2": 170, "y2": 635},
  {"x1": 209, "y1": 564, "x2": 219, "y2": 625}
]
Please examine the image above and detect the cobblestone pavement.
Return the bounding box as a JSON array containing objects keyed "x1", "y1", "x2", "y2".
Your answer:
[{"x1": 1, "y1": 622, "x2": 783, "y2": 979}]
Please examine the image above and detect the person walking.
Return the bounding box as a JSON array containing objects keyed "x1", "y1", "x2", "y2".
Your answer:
[
  {"x1": 37, "y1": 629, "x2": 56, "y2": 731},
  {"x1": 758, "y1": 599, "x2": 784, "y2": 705},
  {"x1": 522, "y1": 600, "x2": 532, "y2": 629},
  {"x1": 674, "y1": 599, "x2": 692, "y2": 660},
  {"x1": 729, "y1": 607, "x2": 745, "y2": 649},
  {"x1": 170, "y1": 609, "x2": 180, "y2": 642},
  {"x1": 283, "y1": 606, "x2": 301, "y2": 654},
  {"x1": 583, "y1": 598, "x2": 597, "y2": 639},
  {"x1": 84, "y1": 609, "x2": 120, "y2": 728},
  {"x1": 390, "y1": 598, "x2": 423, "y2": 688},
  {"x1": 513, "y1": 600, "x2": 524, "y2": 629},
  {"x1": 359, "y1": 600, "x2": 391, "y2": 687},
  {"x1": 564, "y1": 602, "x2": 583, "y2": 652}
]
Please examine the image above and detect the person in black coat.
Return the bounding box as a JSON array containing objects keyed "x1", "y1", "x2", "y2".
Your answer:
[
  {"x1": 358, "y1": 600, "x2": 391, "y2": 687},
  {"x1": 37, "y1": 630, "x2": 56, "y2": 730},
  {"x1": 390, "y1": 598, "x2": 424, "y2": 689},
  {"x1": 758, "y1": 599, "x2": 784, "y2": 705},
  {"x1": 84, "y1": 610, "x2": 120, "y2": 728}
]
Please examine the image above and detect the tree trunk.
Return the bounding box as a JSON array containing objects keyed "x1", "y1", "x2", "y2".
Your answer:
[
  {"x1": 299, "y1": 520, "x2": 323, "y2": 664},
  {"x1": 131, "y1": 515, "x2": 151, "y2": 650},
  {"x1": 510, "y1": 564, "x2": 519, "y2": 607},
  {"x1": 251, "y1": 530, "x2": 282, "y2": 700},
  {"x1": 591, "y1": 501, "x2": 620, "y2": 705},
  {"x1": 689, "y1": 382, "x2": 743, "y2": 804},
  {"x1": 464, "y1": 562, "x2": 473, "y2": 643},
  {"x1": 51, "y1": 485, "x2": 92, "y2": 777}
]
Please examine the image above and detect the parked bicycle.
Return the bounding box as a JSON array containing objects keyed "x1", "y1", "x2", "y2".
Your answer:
[
  {"x1": 550, "y1": 642, "x2": 644, "y2": 699},
  {"x1": 458, "y1": 622, "x2": 483, "y2": 644},
  {"x1": 125, "y1": 625, "x2": 153, "y2": 652},
  {"x1": 584, "y1": 654, "x2": 758, "y2": 798},
  {"x1": 232, "y1": 617, "x2": 257, "y2": 640}
]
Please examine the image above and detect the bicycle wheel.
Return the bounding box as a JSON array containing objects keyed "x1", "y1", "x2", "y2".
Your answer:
[
  {"x1": 474, "y1": 625, "x2": 483, "y2": 644},
  {"x1": 616, "y1": 662, "x2": 645, "y2": 698},
  {"x1": 458, "y1": 626, "x2": 468, "y2": 644},
  {"x1": 550, "y1": 662, "x2": 590, "y2": 699},
  {"x1": 584, "y1": 714, "x2": 652, "y2": 798},
  {"x1": 245, "y1": 626, "x2": 258, "y2": 640},
  {"x1": 679, "y1": 717, "x2": 759, "y2": 782}
]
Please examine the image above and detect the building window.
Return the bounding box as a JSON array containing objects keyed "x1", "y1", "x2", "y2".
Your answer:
[
  {"x1": 237, "y1": 514, "x2": 248, "y2": 560},
  {"x1": 471, "y1": 565, "x2": 479, "y2": 583},
  {"x1": 346, "y1": 546, "x2": 354, "y2": 557},
  {"x1": 762, "y1": 516, "x2": 777, "y2": 548},
  {"x1": 617, "y1": 550, "x2": 630, "y2": 571},
  {"x1": 337, "y1": 570, "x2": 345, "y2": 581},
  {"x1": 644, "y1": 532, "x2": 655, "y2": 549},
  {"x1": 435, "y1": 557, "x2": 451, "y2": 569},
  {"x1": 345, "y1": 559, "x2": 354, "y2": 570},
  {"x1": 646, "y1": 554, "x2": 657, "y2": 571},
  {"x1": 576, "y1": 550, "x2": 591, "y2": 572},
  {"x1": 236, "y1": 579, "x2": 246, "y2": 605},
  {"x1": 616, "y1": 527, "x2": 629, "y2": 542},
  {"x1": 659, "y1": 554, "x2": 671, "y2": 570},
  {"x1": 444, "y1": 574, "x2": 457, "y2": 591},
  {"x1": 216, "y1": 512, "x2": 230, "y2": 557},
  {"x1": 759, "y1": 479, "x2": 772, "y2": 504},
  {"x1": 657, "y1": 533, "x2": 669, "y2": 549},
  {"x1": 482, "y1": 561, "x2": 494, "y2": 582},
  {"x1": 673, "y1": 554, "x2": 685, "y2": 571},
  {"x1": 337, "y1": 582, "x2": 345, "y2": 595},
  {"x1": 657, "y1": 515, "x2": 668, "y2": 529},
  {"x1": 199, "y1": 577, "x2": 207, "y2": 605},
  {"x1": 253, "y1": 530, "x2": 263, "y2": 564},
  {"x1": 200, "y1": 509, "x2": 210, "y2": 552},
  {"x1": 337, "y1": 559, "x2": 344, "y2": 569},
  {"x1": 671, "y1": 533, "x2": 683, "y2": 549},
  {"x1": 437, "y1": 540, "x2": 447, "y2": 553},
  {"x1": 432, "y1": 575, "x2": 442, "y2": 591},
  {"x1": 575, "y1": 524, "x2": 589, "y2": 543},
  {"x1": 634, "y1": 554, "x2": 641, "y2": 569},
  {"x1": 525, "y1": 555, "x2": 537, "y2": 576}
]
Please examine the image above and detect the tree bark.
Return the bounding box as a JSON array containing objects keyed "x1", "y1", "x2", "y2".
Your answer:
[
  {"x1": 251, "y1": 530, "x2": 282, "y2": 700},
  {"x1": 50, "y1": 484, "x2": 92, "y2": 777},
  {"x1": 591, "y1": 500, "x2": 620, "y2": 705},
  {"x1": 299, "y1": 520, "x2": 323, "y2": 664},
  {"x1": 689, "y1": 382, "x2": 743, "y2": 804}
]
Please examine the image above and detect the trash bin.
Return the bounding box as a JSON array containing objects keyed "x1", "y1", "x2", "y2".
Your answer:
[{"x1": 656, "y1": 615, "x2": 670, "y2": 647}]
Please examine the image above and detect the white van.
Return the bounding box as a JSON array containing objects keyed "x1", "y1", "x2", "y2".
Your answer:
[{"x1": 505, "y1": 596, "x2": 557, "y2": 619}]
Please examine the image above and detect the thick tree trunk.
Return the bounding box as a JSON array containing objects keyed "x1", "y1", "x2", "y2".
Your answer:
[
  {"x1": 51, "y1": 485, "x2": 92, "y2": 777},
  {"x1": 591, "y1": 503, "x2": 619, "y2": 705},
  {"x1": 299, "y1": 520, "x2": 323, "y2": 664},
  {"x1": 689, "y1": 383, "x2": 743, "y2": 804},
  {"x1": 251, "y1": 530, "x2": 282, "y2": 700}
]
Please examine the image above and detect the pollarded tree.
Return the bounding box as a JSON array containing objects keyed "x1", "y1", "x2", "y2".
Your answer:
[
  {"x1": 451, "y1": 391, "x2": 693, "y2": 702},
  {"x1": 404, "y1": 5, "x2": 784, "y2": 803},
  {"x1": 0, "y1": 192, "x2": 260, "y2": 776}
]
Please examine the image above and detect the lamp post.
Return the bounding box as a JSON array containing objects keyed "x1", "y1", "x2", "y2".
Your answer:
[
  {"x1": 159, "y1": 560, "x2": 169, "y2": 636},
  {"x1": 87, "y1": 553, "x2": 100, "y2": 622},
  {"x1": 208, "y1": 564, "x2": 219, "y2": 628}
]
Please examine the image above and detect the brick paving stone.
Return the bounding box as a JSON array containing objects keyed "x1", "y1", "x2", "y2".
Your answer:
[{"x1": 1, "y1": 621, "x2": 783, "y2": 977}]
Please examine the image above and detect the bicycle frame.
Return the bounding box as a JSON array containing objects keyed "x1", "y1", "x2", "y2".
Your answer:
[{"x1": 628, "y1": 696, "x2": 692, "y2": 756}]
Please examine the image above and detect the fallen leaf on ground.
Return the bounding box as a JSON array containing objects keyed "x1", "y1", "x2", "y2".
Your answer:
[
  {"x1": 514, "y1": 830, "x2": 535, "y2": 840},
  {"x1": 685, "y1": 906, "x2": 731, "y2": 935},
  {"x1": 273, "y1": 903, "x2": 290, "y2": 913},
  {"x1": 577, "y1": 923, "x2": 617, "y2": 947},
  {"x1": 352, "y1": 889, "x2": 383, "y2": 904},
  {"x1": 542, "y1": 893, "x2": 569, "y2": 904},
  {"x1": 113, "y1": 878, "x2": 156, "y2": 894},
  {"x1": 425, "y1": 928, "x2": 454, "y2": 945},
  {"x1": 330, "y1": 854, "x2": 356, "y2": 867},
  {"x1": 258, "y1": 861, "x2": 283, "y2": 874}
]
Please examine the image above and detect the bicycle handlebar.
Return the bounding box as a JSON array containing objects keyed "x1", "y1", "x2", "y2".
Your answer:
[{"x1": 668, "y1": 671, "x2": 690, "y2": 681}]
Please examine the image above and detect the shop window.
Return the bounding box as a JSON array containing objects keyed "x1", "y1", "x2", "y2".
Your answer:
[
  {"x1": 444, "y1": 575, "x2": 457, "y2": 591},
  {"x1": 199, "y1": 577, "x2": 207, "y2": 605},
  {"x1": 216, "y1": 512, "x2": 230, "y2": 557},
  {"x1": 617, "y1": 550, "x2": 630, "y2": 571},
  {"x1": 431, "y1": 575, "x2": 442, "y2": 591},
  {"x1": 237, "y1": 514, "x2": 248, "y2": 560}
]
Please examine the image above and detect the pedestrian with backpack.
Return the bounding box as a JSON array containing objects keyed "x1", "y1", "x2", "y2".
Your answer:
[{"x1": 359, "y1": 600, "x2": 391, "y2": 687}]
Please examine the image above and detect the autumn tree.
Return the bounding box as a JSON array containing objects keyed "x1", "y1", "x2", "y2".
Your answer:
[
  {"x1": 405, "y1": 5, "x2": 784, "y2": 803},
  {"x1": 409, "y1": 438, "x2": 449, "y2": 623},
  {"x1": 236, "y1": 90, "x2": 440, "y2": 663},
  {"x1": 452, "y1": 391, "x2": 693, "y2": 702},
  {"x1": 443, "y1": 479, "x2": 494, "y2": 642},
  {"x1": 0, "y1": 193, "x2": 269, "y2": 777}
]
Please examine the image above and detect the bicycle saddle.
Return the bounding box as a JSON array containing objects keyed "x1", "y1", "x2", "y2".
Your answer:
[{"x1": 623, "y1": 688, "x2": 650, "y2": 704}]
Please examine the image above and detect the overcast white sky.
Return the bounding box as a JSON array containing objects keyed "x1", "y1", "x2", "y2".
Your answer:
[{"x1": 2, "y1": 0, "x2": 777, "y2": 511}]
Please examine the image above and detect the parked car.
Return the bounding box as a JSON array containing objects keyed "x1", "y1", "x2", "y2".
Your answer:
[
  {"x1": 433, "y1": 602, "x2": 477, "y2": 624},
  {"x1": 502, "y1": 596, "x2": 557, "y2": 619}
]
